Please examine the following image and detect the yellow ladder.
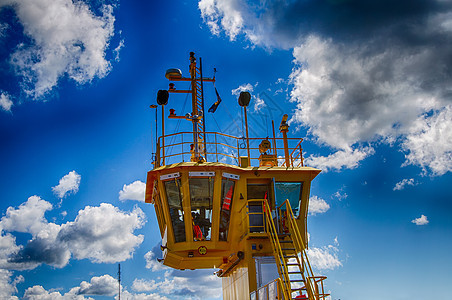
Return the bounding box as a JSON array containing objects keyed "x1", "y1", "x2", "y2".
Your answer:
[{"x1": 263, "y1": 200, "x2": 329, "y2": 300}]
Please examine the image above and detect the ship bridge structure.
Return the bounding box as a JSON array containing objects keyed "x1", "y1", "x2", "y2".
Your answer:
[{"x1": 145, "y1": 52, "x2": 329, "y2": 300}]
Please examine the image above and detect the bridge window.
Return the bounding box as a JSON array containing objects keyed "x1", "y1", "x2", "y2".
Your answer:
[
  {"x1": 164, "y1": 179, "x2": 186, "y2": 243},
  {"x1": 219, "y1": 179, "x2": 235, "y2": 241},
  {"x1": 189, "y1": 177, "x2": 214, "y2": 241},
  {"x1": 274, "y1": 182, "x2": 303, "y2": 217}
]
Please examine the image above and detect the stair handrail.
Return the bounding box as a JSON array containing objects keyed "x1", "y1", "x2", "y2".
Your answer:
[
  {"x1": 262, "y1": 199, "x2": 293, "y2": 300},
  {"x1": 280, "y1": 200, "x2": 329, "y2": 300}
]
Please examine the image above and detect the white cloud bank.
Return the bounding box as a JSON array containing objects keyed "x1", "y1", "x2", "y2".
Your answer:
[
  {"x1": 119, "y1": 180, "x2": 146, "y2": 202},
  {"x1": 198, "y1": 0, "x2": 452, "y2": 176},
  {"x1": 0, "y1": 0, "x2": 117, "y2": 99},
  {"x1": 0, "y1": 197, "x2": 145, "y2": 270},
  {"x1": 52, "y1": 170, "x2": 81, "y2": 198},
  {"x1": 412, "y1": 214, "x2": 429, "y2": 226}
]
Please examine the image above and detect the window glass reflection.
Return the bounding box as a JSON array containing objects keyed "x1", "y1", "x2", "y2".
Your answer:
[
  {"x1": 219, "y1": 179, "x2": 235, "y2": 241},
  {"x1": 189, "y1": 178, "x2": 213, "y2": 241},
  {"x1": 164, "y1": 179, "x2": 186, "y2": 243},
  {"x1": 274, "y1": 182, "x2": 303, "y2": 217}
]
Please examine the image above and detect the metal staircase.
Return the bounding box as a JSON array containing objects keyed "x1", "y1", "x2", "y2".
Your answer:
[{"x1": 263, "y1": 200, "x2": 329, "y2": 300}]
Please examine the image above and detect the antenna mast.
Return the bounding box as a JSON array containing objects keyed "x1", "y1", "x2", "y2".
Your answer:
[
  {"x1": 118, "y1": 263, "x2": 121, "y2": 300},
  {"x1": 165, "y1": 52, "x2": 215, "y2": 162}
]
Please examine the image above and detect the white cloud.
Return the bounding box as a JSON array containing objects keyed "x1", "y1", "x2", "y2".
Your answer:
[
  {"x1": 59, "y1": 203, "x2": 145, "y2": 263},
  {"x1": 72, "y1": 274, "x2": 117, "y2": 296},
  {"x1": 0, "y1": 92, "x2": 13, "y2": 112},
  {"x1": 198, "y1": 2, "x2": 452, "y2": 175},
  {"x1": 1, "y1": 0, "x2": 116, "y2": 98},
  {"x1": 306, "y1": 245, "x2": 342, "y2": 271},
  {"x1": 119, "y1": 180, "x2": 146, "y2": 202},
  {"x1": 393, "y1": 178, "x2": 418, "y2": 191},
  {"x1": 132, "y1": 270, "x2": 222, "y2": 300},
  {"x1": 0, "y1": 269, "x2": 22, "y2": 299},
  {"x1": 402, "y1": 106, "x2": 452, "y2": 176},
  {"x1": 0, "y1": 195, "x2": 52, "y2": 236},
  {"x1": 333, "y1": 189, "x2": 348, "y2": 201},
  {"x1": 0, "y1": 198, "x2": 145, "y2": 270},
  {"x1": 305, "y1": 147, "x2": 375, "y2": 172},
  {"x1": 199, "y1": 0, "x2": 244, "y2": 40},
  {"x1": 23, "y1": 285, "x2": 94, "y2": 300},
  {"x1": 121, "y1": 291, "x2": 170, "y2": 300},
  {"x1": 253, "y1": 96, "x2": 266, "y2": 112},
  {"x1": 132, "y1": 278, "x2": 159, "y2": 292},
  {"x1": 144, "y1": 250, "x2": 168, "y2": 272},
  {"x1": 113, "y1": 38, "x2": 125, "y2": 62},
  {"x1": 231, "y1": 83, "x2": 254, "y2": 96},
  {"x1": 309, "y1": 196, "x2": 330, "y2": 215},
  {"x1": 52, "y1": 171, "x2": 81, "y2": 198},
  {"x1": 412, "y1": 214, "x2": 429, "y2": 226}
]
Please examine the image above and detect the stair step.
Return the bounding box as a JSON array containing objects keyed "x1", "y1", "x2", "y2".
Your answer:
[
  {"x1": 284, "y1": 255, "x2": 297, "y2": 258},
  {"x1": 288, "y1": 271, "x2": 301, "y2": 274},
  {"x1": 291, "y1": 287, "x2": 307, "y2": 291},
  {"x1": 286, "y1": 263, "x2": 299, "y2": 266},
  {"x1": 281, "y1": 248, "x2": 296, "y2": 251},
  {"x1": 290, "y1": 279, "x2": 305, "y2": 283},
  {"x1": 279, "y1": 240, "x2": 293, "y2": 243}
]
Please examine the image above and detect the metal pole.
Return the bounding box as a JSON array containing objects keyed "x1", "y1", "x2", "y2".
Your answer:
[
  {"x1": 272, "y1": 120, "x2": 277, "y2": 156},
  {"x1": 244, "y1": 106, "x2": 250, "y2": 161},
  {"x1": 200, "y1": 57, "x2": 207, "y2": 160},
  {"x1": 162, "y1": 104, "x2": 165, "y2": 165},
  {"x1": 118, "y1": 263, "x2": 121, "y2": 300}
]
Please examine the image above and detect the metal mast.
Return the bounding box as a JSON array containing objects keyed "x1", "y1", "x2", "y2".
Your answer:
[
  {"x1": 166, "y1": 52, "x2": 215, "y2": 162},
  {"x1": 118, "y1": 263, "x2": 121, "y2": 300}
]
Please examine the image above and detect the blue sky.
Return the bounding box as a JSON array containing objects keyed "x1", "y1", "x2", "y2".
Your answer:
[{"x1": 1, "y1": 0, "x2": 451, "y2": 299}]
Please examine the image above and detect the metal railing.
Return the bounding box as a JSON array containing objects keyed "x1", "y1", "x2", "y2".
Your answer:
[
  {"x1": 154, "y1": 131, "x2": 304, "y2": 167},
  {"x1": 278, "y1": 200, "x2": 329, "y2": 300},
  {"x1": 251, "y1": 278, "x2": 284, "y2": 300}
]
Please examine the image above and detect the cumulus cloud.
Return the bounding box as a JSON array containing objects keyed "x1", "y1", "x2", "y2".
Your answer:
[
  {"x1": 0, "y1": 92, "x2": 13, "y2": 112},
  {"x1": 305, "y1": 147, "x2": 375, "y2": 172},
  {"x1": 308, "y1": 196, "x2": 330, "y2": 215},
  {"x1": 0, "y1": 269, "x2": 23, "y2": 299},
  {"x1": 52, "y1": 171, "x2": 81, "y2": 198},
  {"x1": 393, "y1": 178, "x2": 418, "y2": 191},
  {"x1": 0, "y1": 198, "x2": 145, "y2": 270},
  {"x1": 23, "y1": 285, "x2": 94, "y2": 300},
  {"x1": 198, "y1": 0, "x2": 452, "y2": 176},
  {"x1": 133, "y1": 270, "x2": 222, "y2": 300},
  {"x1": 412, "y1": 214, "x2": 429, "y2": 226},
  {"x1": 119, "y1": 180, "x2": 146, "y2": 202},
  {"x1": 73, "y1": 274, "x2": 117, "y2": 296},
  {"x1": 402, "y1": 106, "x2": 452, "y2": 176},
  {"x1": 144, "y1": 245, "x2": 168, "y2": 272},
  {"x1": 1, "y1": 0, "x2": 116, "y2": 98},
  {"x1": 0, "y1": 195, "x2": 52, "y2": 236},
  {"x1": 58, "y1": 203, "x2": 145, "y2": 263},
  {"x1": 307, "y1": 245, "x2": 342, "y2": 271}
]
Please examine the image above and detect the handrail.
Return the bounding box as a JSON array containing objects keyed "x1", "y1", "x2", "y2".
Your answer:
[
  {"x1": 279, "y1": 200, "x2": 329, "y2": 300},
  {"x1": 154, "y1": 131, "x2": 304, "y2": 168},
  {"x1": 251, "y1": 278, "x2": 283, "y2": 300},
  {"x1": 262, "y1": 199, "x2": 293, "y2": 300}
]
